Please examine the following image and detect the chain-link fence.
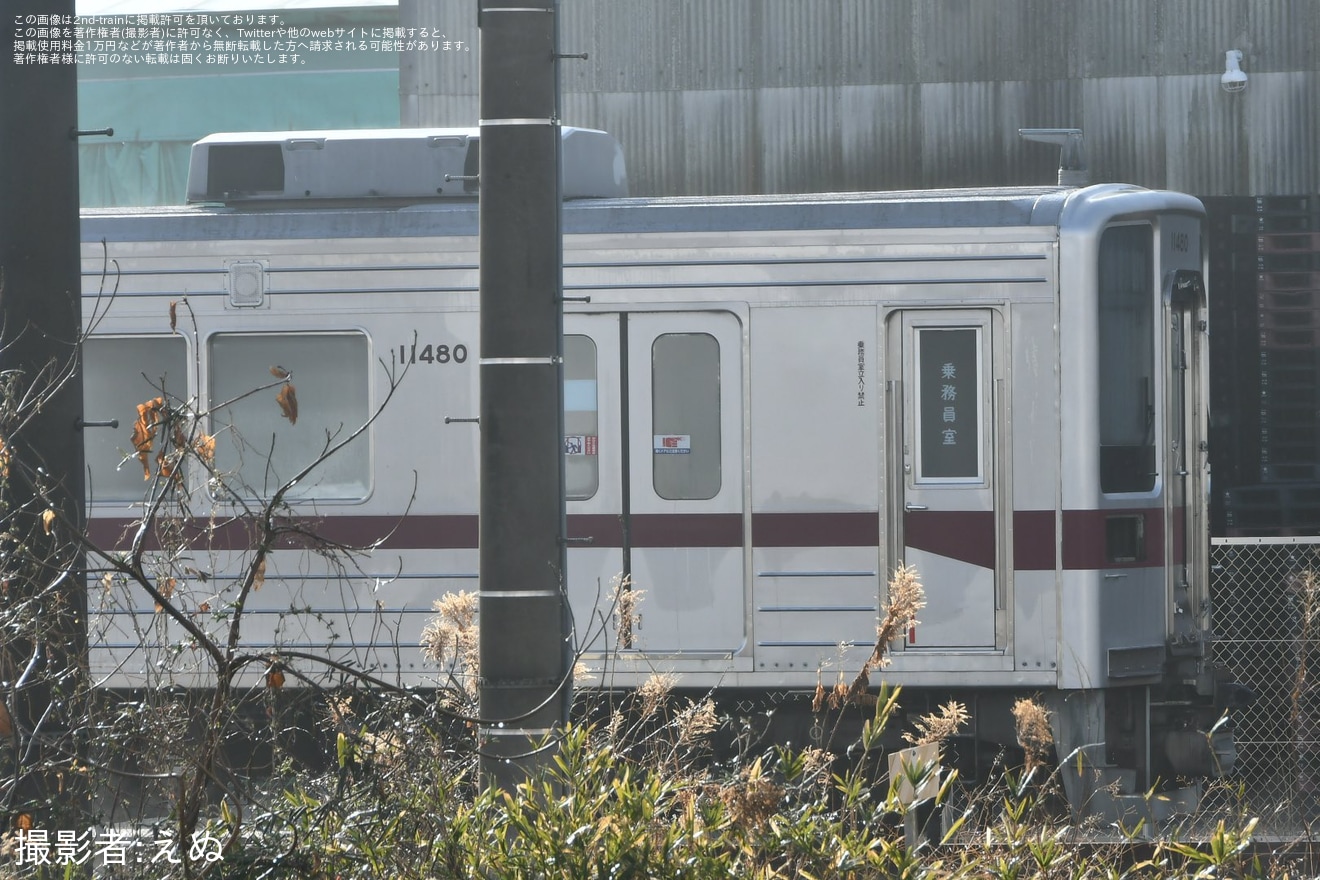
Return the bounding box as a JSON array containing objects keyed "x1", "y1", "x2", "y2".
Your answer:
[{"x1": 1211, "y1": 536, "x2": 1320, "y2": 817}]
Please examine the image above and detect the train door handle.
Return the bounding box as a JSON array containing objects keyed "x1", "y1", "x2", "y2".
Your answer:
[{"x1": 904, "y1": 503, "x2": 928, "y2": 511}]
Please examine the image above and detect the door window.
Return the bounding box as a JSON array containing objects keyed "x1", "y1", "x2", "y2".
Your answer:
[
  {"x1": 564, "y1": 334, "x2": 599, "y2": 500},
  {"x1": 915, "y1": 327, "x2": 983, "y2": 483},
  {"x1": 651, "y1": 332, "x2": 721, "y2": 500}
]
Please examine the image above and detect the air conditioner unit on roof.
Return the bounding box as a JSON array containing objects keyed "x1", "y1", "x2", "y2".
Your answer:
[{"x1": 186, "y1": 126, "x2": 628, "y2": 204}]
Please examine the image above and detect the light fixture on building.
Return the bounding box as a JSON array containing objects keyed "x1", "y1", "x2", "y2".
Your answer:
[{"x1": 1222, "y1": 49, "x2": 1247, "y2": 93}]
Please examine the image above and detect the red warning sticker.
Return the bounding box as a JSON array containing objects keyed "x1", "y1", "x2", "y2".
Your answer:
[
  {"x1": 564, "y1": 435, "x2": 599, "y2": 456},
  {"x1": 653, "y1": 434, "x2": 691, "y2": 454}
]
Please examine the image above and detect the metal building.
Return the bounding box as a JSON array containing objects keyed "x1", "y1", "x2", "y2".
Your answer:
[{"x1": 402, "y1": 0, "x2": 1319, "y2": 198}]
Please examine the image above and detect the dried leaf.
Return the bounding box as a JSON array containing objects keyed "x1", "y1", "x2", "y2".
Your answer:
[
  {"x1": 152, "y1": 578, "x2": 176, "y2": 613},
  {"x1": 0, "y1": 438, "x2": 9, "y2": 480},
  {"x1": 0, "y1": 699, "x2": 11, "y2": 737},
  {"x1": 252, "y1": 558, "x2": 266, "y2": 592},
  {"x1": 41, "y1": 509, "x2": 55, "y2": 535},
  {"x1": 157, "y1": 422, "x2": 189, "y2": 483},
  {"x1": 193, "y1": 434, "x2": 216, "y2": 464},
  {"x1": 169, "y1": 300, "x2": 178, "y2": 332},
  {"x1": 269, "y1": 365, "x2": 290, "y2": 380},
  {"x1": 14, "y1": 813, "x2": 32, "y2": 831},
  {"x1": 132, "y1": 397, "x2": 165, "y2": 480},
  {"x1": 266, "y1": 666, "x2": 285, "y2": 689},
  {"x1": 276, "y1": 384, "x2": 298, "y2": 425},
  {"x1": 198, "y1": 601, "x2": 211, "y2": 613},
  {"x1": 100, "y1": 572, "x2": 114, "y2": 592}
]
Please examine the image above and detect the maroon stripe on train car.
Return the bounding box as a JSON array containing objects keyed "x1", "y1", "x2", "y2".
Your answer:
[
  {"x1": 87, "y1": 516, "x2": 264, "y2": 552},
  {"x1": 904, "y1": 510, "x2": 996, "y2": 570},
  {"x1": 902, "y1": 509, "x2": 1165, "y2": 571},
  {"x1": 568, "y1": 512, "x2": 878, "y2": 548},
  {"x1": 752, "y1": 511, "x2": 879, "y2": 547},
  {"x1": 88, "y1": 512, "x2": 735, "y2": 552},
  {"x1": 1061, "y1": 508, "x2": 1163, "y2": 570},
  {"x1": 629, "y1": 513, "x2": 743, "y2": 547},
  {"x1": 567, "y1": 514, "x2": 625, "y2": 546},
  {"x1": 87, "y1": 507, "x2": 1168, "y2": 567},
  {"x1": 1013, "y1": 510, "x2": 1057, "y2": 570},
  {"x1": 335, "y1": 514, "x2": 479, "y2": 549},
  {"x1": 87, "y1": 514, "x2": 482, "y2": 552}
]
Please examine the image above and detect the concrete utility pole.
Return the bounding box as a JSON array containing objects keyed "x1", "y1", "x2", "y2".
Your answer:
[
  {"x1": 476, "y1": 0, "x2": 572, "y2": 790},
  {"x1": 1, "y1": 4, "x2": 89, "y2": 817}
]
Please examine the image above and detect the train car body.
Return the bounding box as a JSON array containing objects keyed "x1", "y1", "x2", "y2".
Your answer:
[{"x1": 80, "y1": 129, "x2": 1224, "y2": 805}]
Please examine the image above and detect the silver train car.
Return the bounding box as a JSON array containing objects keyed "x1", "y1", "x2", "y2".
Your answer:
[{"x1": 80, "y1": 129, "x2": 1229, "y2": 805}]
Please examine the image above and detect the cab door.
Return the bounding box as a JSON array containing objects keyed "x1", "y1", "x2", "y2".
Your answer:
[{"x1": 893, "y1": 309, "x2": 1000, "y2": 648}]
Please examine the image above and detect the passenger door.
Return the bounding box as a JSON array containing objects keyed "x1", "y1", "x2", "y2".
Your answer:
[
  {"x1": 892, "y1": 310, "x2": 1000, "y2": 648},
  {"x1": 566, "y1": 311, "x2": 746, "y2": 655}
]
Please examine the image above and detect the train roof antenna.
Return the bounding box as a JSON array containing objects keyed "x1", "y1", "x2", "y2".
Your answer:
[{"x1": 1019, "y1": 128, "x2": 1088, "y2": 187}]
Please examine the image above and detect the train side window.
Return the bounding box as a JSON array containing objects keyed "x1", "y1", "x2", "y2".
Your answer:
[
  {"x1": 1105, "y1": 514, "x2": 1145, "y2": 563},
  {"x1": 1098, "y1": 224, "x2": 1156, "y2": 494},
  {"x1": 209, "y1": 332, "x2": 370, "y2": 500},
  {"x1": 82, "y1": 335, "x2": 189, "y2": 503},
  {"x1": 564, "y1": 334, "x2": 599, "y2": 500},
  {"x1": 652, "y1": 332, "x2": 721, "y2": 500}
]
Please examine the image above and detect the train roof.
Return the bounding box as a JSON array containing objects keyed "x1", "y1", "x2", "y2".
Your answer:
[
  {"x1": 86, "y1": 184, "x2": 1153, "y2": 243},
  {"x1": 84, "y1": 126, "x2": 1206, "y2": 242}
]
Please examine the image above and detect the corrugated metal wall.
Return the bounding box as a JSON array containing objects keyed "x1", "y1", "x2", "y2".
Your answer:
[{"x1": 401, "y1": 0, "x2": 1319, "y2": 197}]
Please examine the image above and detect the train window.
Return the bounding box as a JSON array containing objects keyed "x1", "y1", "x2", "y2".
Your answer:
[
  {"x1": 1098, "y1": 225, "x2": 1156, "y2": 494},
  {"x1": 652, "y1": 333, "x2": 721, "y2": 500},
  {"x1": 915, "y1": 327, "x2": 982, "y2": 482},
  {"x1": 208, "y1": 332, "x2": 370, "y2": 500},
  {"x1": 82, "y1": 336, "x2": 188, "y2": 503},
  {"x1": 564, "y1": 334, "x2": 599, "y2": 500},
  {"x1": 1105, "y1": 514, "x2": 1145, "y2": 563}
]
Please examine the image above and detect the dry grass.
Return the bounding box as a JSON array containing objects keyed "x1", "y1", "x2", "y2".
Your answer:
[
  {"x1": 611, "y1": 574, "x2": 643, "y2": 647},
  {"x1": 905, "y1": 700, "x2": 970, "y2": 747},
  {"x1": 674, "y1": 696, "x2": 722, "y2": 747},
  {"x1": 636, "y1": 672, "x2": 678, "y2": 720},
  {"x1": 819, "y1": 563, "x2": 926, "y2": 710},
  {"x1": 1013, "y1": 696, "x2": 1054, "y2": 773},
  {"x1": 419, "y1": 590, "x2": 480, "y2": 698}
]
